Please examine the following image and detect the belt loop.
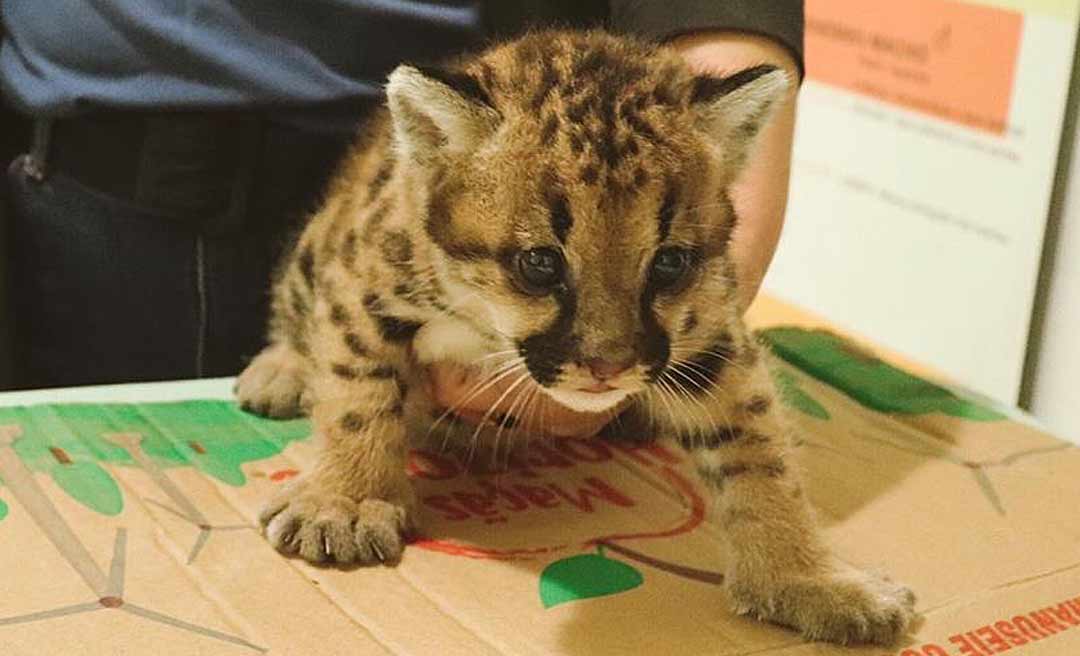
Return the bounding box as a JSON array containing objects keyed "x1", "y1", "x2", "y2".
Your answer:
[{"x1": 23, "y1": 119, "x2": 53, "y2": 182}]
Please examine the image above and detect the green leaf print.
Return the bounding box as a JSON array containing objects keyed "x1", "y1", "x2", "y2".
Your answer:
[
  {"x1": 51, "y1": 461, "x2": 124, "y2": 516},
  {"x1": 760, "y1": 327, "x2": 1004, "y2": 421},
  {"x1": 0, "y1": 400, "x2": 311, "y2": 515},
  {"x1": 540, "y1": 546, "x2": 644, "y2": 608}
]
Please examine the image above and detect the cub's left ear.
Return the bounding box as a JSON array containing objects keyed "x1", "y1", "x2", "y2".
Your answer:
[
  {"x1": 691, "y1": 65, "x2": 791, "y2": 171},
  {"x1": 386, "y1": 64, "x2": 500, "y2": 165}
]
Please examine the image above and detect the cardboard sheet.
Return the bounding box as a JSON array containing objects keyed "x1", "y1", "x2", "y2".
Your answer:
[{"x1": 1, "y1": 320, "x2": 1077, "y2": 655}]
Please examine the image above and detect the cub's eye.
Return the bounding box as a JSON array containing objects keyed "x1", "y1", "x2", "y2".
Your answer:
[
  {"x1": 515, "y1": 247, "x2": 564, "y2": 294},
  {"x1": 650, "y1": 247, "x2": 694, "y2": 290}
]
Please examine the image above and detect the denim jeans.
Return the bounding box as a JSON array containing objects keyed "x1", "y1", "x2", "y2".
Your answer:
[{"x1": 5, "y1": 116, "x2": 355, "y2": 389}]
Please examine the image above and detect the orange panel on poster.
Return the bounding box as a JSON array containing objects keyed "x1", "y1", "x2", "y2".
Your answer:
[{"x1": 805, "y1": 0, "x2": 1023, "y2": 135}]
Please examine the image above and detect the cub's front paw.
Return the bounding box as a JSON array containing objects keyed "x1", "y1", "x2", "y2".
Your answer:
[
  {"x1": 258, "y1": 482, "x2": 412, "y2": 566},
  {"x1": 730, "y1": 567, "x2": 917, "y2": 645},
  {"x1": 236, "y1": 344, "x2": 308, "y2": 419}
]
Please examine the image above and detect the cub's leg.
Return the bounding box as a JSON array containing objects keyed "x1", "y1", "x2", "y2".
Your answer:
[
  {"x1": 236, "y1": 343, "x2": 309, "y2": 419},
  {"x1": 258, "y1": 303, "x2": 416, "y2": 565},
  {"x1": 658, "y1": 330, "x2": 916, "y2": 645},
  {"x1": 236, "y1": 244, "x2": 317, "y2": 419}
]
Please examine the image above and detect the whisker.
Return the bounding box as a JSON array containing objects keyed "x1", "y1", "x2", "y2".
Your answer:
[
  {"x1": 470, "y1": 349, "x2": 521, "y2": 366},
  {"x1": 657, "y1": 373, "x2": 701, "y2": 439},
  {"x1": 659, "y1": 367, "x2": 715, "y2": 425},
  {"x1": 669, "y1": 343, "x2": 743, "y2": 363},
  {"x1": 667, "y1": 361, "x2": 724, "y2": 402},
  {"x1": 464, "y1": 371, "x2": 531, "y2": 466},
  {"x1": 492, "y1": 381, "x2": 536, "y2": 485},
  {"x1": 666, "y1": 360, "x2": 735, "y2": 439},
  {"x1": 429, "y1": 358, "x2": 525, "y2": 451},
  {"x1": 491, "y1": 375, "x2": 534, "y2": 468},
  {"x1": 519, "y1": 383, "x2": 544, "y2": 441},
  {"x1": 668, "y1": 344, "x2": 748, "y2": 376},
  {"x1": 664, "y1": 355, "x2": 733, "y2": 397},
  {"x1": 647, "y1": 377, "x2": 683, "y2": 436},
  {"x1": 502, "y1": 383, "x2": 541, "y2": 470},
  {"x1": 661, "y1": 367, "x2": 723, "y2": 440},
  {"x1": 429, "y1": 357, "x2": 522, "y2": 431}
]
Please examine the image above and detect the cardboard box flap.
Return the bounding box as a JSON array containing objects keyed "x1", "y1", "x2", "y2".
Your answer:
[{"x1": 1, "y1": 326, "x2": 1078, "y2": 655}]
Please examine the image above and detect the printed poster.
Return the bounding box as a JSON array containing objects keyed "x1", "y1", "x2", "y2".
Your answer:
[{"x1": 765, "y1": 0, "x2": 1080, "y2": 402}]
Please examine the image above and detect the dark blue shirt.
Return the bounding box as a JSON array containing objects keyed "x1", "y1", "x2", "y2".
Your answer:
[
  {"x1": 0, "y1": 1, "x2": 484, "y2": 115},
  {"x1": 0, "y1": 1, "x2": 803, "y2": 117}
]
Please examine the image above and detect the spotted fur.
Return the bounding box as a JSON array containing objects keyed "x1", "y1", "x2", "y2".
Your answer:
[{"x1": 237, "y1": 30, "x2": 915, "y2": 646}]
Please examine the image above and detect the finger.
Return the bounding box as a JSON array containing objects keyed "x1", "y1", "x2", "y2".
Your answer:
[
  {"x1": 429, "y1": 362, "x2": 630, "y2": 439},
  {"x1": 433, "y1": 362, "x2": 539, "y2": 412},
  {"x1": 428, "y1": 362, "x2": 488, "y2": 408}
]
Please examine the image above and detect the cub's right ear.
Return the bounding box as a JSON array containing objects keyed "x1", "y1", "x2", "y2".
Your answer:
[
  {"x1": 386, "y1": 64, "x2": 500, "y2": 165},
  {"x1": 691, "y1": 65, "x2": 791, "y2": 174}
]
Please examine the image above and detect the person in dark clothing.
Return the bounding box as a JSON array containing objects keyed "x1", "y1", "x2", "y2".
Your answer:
[{"x1": 0, "y1": 2, "x2": 802, "y2": 433}]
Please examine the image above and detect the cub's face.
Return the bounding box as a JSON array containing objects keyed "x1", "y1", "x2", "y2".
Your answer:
[{"x1": 387, "y1": 31, "x2": 789, "y2": 412}]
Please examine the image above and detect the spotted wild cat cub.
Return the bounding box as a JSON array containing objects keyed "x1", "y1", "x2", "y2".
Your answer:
[{"x1": 236, "y1": 30, "x2": 916, "y2": 645}]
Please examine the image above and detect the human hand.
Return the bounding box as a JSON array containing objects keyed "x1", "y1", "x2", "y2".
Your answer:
[
  {"x1": 428, "y1": 33, "x2": 799, "y2": 439},
  {"x1": 672, "y1": 30, "x2": 800, "y2": 312},
  {"x1": 427, "y1": 362, "x2": 623, "y2": 439}
]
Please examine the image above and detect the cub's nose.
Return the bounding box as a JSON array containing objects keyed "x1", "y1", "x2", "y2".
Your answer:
[{"x1": 582, "y1": 356, "x2": 637, "y2": 381}]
